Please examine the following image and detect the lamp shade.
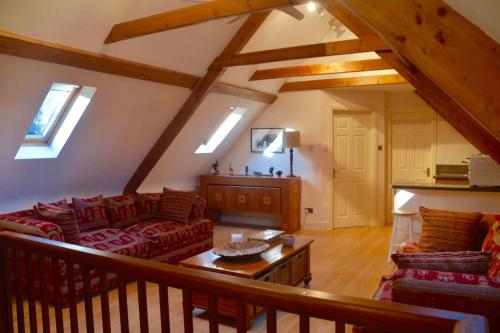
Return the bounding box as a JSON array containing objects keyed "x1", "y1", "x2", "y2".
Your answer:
[{"x1": 283, "y1": 131, "x2": 301, "y2": 148}]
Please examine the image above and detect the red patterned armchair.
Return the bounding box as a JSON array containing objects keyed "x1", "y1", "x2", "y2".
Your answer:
[{"x1": 362, "y1": 209, "x2": 500, "y2": 333}]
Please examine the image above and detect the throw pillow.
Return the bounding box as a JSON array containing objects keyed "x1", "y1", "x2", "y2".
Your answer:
[
  {"x1": 48, "y1": 199, "x2": 70, "y2": 208},
  {"x1": 158, "y1": 189, "x2": 196, "y2": 224},
  {"x1": 189, "y1": 195, "x2": 207, "y2": 223},
  {"x1": 72, "y1": 195, "x2": 110, "y2": 232},
  {"x1": 106, "y1": 194, "x2": 141, "y2": 228},
  {"x1": 391, "y1": 251, "x2": 491, "y2": 274},
  {"x1": 482, "y1": 218, "x2": 500, "y2": 278},
  {"x1": 34, "y1": 203, "x2": 80, "y2": 244},
  {"x1": 163, "y1": 187, "x2": 205, "y2": 223},
  {"x1": 135, "y1": 193, "x2": 161, "y2": 219},
  {"x1": 419, "y1": 207, "x2": 481, "y2": 252}
]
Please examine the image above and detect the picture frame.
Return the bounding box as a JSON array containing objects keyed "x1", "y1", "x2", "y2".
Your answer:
[{"x1": 251, "y1": 128, "x2": 284, "y2": 153}]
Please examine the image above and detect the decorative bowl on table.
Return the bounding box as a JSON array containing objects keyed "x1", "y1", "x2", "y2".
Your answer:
[
  {"x1": 280, "y1": 235, "x2": 295, "y2": 247},
  {"x1": 213, "y1": 240, "x2": 270, "y2": 258}
]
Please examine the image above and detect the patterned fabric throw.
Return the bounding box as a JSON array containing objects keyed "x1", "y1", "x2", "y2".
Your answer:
[
  {"x1": 106, "y1": 194, "x2": 141, "y2": 228},
  {"x1": 135, "y1": 193, "x2": 161, "y2": 220},
  {"x1": 72, "y1": 195, "x2": 110, "y2": 232},
  {"x1": 158, "y1": 189, "x2": 196, "y2": 224},
  {"x1": 391, "y1": 251, "x2": 491, "y2": 274},
  {"x1": 419, "y1": 207, "x2": 481, "y2": 252},
  {"x1": 482, "y1": 217, "x2": 500, "y2": 278},
  {"x1": 35, "y1": 202, "x2": 80, "y2": 244}
]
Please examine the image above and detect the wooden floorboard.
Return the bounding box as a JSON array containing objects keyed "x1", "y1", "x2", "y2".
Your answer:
[{"x1": 16, "y1": 225, "x2": 392, "y2": 332}]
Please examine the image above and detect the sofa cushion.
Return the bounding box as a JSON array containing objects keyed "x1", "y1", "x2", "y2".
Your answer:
[
  {"x1": 79, "y1": 228, "x2": 150, "y2": 258},
  {"x1": 124, "y1": 219, "x2": 213, "y2": 249},
  {"x1": 158, "y1": 189, "x2": 196, "y2": 224},
  {"x1": 35, "y1": 203, "x2": 80, "y2": 244},
  {"x1": 72, "y1": 195, "x2": 110, "y2": 232},
  {"x1": 135, "y1": 193, "x2": 161, "y2": 220},
  {"x1": 391, "y1": 251, "x2": 492, "y2": 274},
  {"x1": 482, "y1": 218, "x2": 500, "y2": 278},
  {"x1": 418, "y1": 207, "x2": 481, "y2": 252},
  {"x1": 106, "y1": 194, "x2": 141, "y2": 228},
  {"x1": 0, "y1": 215, "x2": 64, "y2": 241},
  {"x1": 163, "y1": 188, "x2": 206, "y2": 223},
  {"x1": 392, "y1": 268, "x2": 500, "y2": 287},
  {"x1": 391, "y1": 268, "x2": 500, "y2": 332}
]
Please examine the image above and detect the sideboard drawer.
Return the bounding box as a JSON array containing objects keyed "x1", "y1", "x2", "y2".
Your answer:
[
  {"x1": 207, "y1": 185, "x2": 281, "y2": 214},
  {"x1": 199, "y1": 175, "x2": 301, "y2": 233}
]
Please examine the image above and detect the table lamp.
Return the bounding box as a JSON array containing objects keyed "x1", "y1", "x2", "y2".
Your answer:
[{"x1": 283, "y1": 131, "x2": 301, "y2": 177}]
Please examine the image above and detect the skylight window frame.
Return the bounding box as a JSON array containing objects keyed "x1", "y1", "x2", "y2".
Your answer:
[
  {"x1": 15, "y1": 84, "x2": 97, "y2": 160},
  {"x1": 23, "y1": 84, "x2": 81, "y2": 146},
  {"x1": 195, "y1": 106, "x2": 247, "y2": 154}
]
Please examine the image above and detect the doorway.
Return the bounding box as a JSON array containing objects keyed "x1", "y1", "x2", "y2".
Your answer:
[
  {"x1": 390, "y1": 108, "x2": 436, "y2": 183},
  {"x1": 331, "y1": 110, "x2": 377, "y2": 228}
]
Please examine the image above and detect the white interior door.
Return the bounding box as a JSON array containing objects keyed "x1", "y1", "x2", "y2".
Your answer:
[
  {"x1": 332, "y1": 112, "x2": 375, "y2": 228},
  {"x1": 391, "y1": 110, "x2": 435, "y2": 183}
]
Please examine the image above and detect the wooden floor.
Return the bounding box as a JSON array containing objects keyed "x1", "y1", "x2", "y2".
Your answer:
[{"x1": 17, "y1": 225, "x2": 393, "y2": 333}]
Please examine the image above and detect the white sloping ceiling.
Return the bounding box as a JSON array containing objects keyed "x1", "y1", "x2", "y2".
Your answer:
[
  {"x1": 0, "y1": 0, "x2": 246, "y2": 212},
  {"x1": 0, "y1": 0, "x2": 498, "y2": 213}
]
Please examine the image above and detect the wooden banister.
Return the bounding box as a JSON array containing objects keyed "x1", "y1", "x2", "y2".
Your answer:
[{"x1": 0, "y1": 231, "x2": 488, "y2": 333}]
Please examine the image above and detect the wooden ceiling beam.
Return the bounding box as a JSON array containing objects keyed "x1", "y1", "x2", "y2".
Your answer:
[
  {"x1": 0, "y1": 30, "x2": 275, "y2": 104},
  {"x1": 279, "y1": 74, "x2": 407, "y2": 92},
  {"x1": 336, "y1": 0, "x2": 500, "y2": 140},
  {"x1": 209, "y1": 36, "x2": 389, "y2": 69},
  {"x1": 383, "y1": 52, "x2": 500, "y2": 162},
  {"x1": 105, "y1": 0, "x2": 307, "y2": 44},
  {"x1": 0, "y1": 29, "x2": 198, "y2": 89},
  {"x1": 250, "y1": 58, "x2": 391, "y2": 80},
  {"x1": 212, "y1": 82, "x2": 277, "y2": 104},
  {"x1": 320, "y1": 0, "x2": 500, "y2": 163},
  {"x1": 123, "y1": 11, "x2": 271, "y2": 194}
]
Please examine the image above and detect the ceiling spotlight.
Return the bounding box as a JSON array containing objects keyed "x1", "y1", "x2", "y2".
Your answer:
[
  {"x1": 307, "y1": 1, "x2": 317, "y2": 12},
  {"x1": 329, "y1": 17, "x2": 347, "y2": 38}
]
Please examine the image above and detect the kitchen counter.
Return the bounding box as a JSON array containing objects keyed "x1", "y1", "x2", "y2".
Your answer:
[{"x1": 391, "y1": 182, "x2": 500, "y2": 193}]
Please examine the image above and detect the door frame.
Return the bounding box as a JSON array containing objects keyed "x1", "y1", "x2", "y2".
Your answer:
[
  {"x1": 328, "y1": 108, "x2": 378, "y2": 229},
  {"x1": 386, "y1": 106, "x2": 437, "y2": 217}
]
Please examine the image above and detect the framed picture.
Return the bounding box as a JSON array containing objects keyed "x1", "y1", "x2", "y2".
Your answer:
[{"x1": 251, "y1": 128, "x2": 284, "y2": 153}]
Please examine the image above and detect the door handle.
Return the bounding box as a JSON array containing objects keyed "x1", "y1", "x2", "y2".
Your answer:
[
  {"x1": 424, "y1": 167, "x2": 430, "y2": 177},
  {"x1": 332, "y1": 168, "x2": 336, "y2": 178}
]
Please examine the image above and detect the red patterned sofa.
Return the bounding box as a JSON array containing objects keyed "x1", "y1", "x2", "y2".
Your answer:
[
  {"x1": 357, "y1": 210, "x2": 500, "y2": 332},
  {"x1": 0, "y1": 192, "x2": 214, "y2": 305}
]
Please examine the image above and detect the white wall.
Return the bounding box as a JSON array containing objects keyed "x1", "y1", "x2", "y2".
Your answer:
[
  {"x1": 0, "y1": 54, "x2": 190, "y2": 213},
  {"x1": 138, "y1": 93, "x2": 269, "y2": 192},
  {"x1": 0, "y1": 0, "x2": 495, "y2": 215},
  {"x1": 221, "y1": 89, "x2": 389, "y2": 230}
]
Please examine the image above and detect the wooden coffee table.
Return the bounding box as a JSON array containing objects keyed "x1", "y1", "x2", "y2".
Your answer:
[{"x1": 179, "y1": 237, "x2": 313, "y2": 328}]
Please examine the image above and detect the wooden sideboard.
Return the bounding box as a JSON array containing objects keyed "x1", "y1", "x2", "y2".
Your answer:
[{"x1": 197, "y1": 175, "x2": 302, "y2": 233}]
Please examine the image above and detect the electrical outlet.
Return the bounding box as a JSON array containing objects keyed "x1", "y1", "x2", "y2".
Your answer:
[{"x1": 305, "y1": 208, "x2": 313, "y2": 214}]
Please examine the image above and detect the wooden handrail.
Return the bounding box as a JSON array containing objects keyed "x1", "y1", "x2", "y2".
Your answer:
[{"x1": 0, "y1": 231, "x2": 488, "y2": 333}]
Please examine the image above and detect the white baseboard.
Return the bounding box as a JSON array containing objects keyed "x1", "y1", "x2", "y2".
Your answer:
[{"x1": 302, "y1": 220, "x2": 332, "y2": 231}]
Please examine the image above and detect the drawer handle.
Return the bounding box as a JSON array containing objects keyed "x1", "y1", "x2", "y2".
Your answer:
[
  {"x1": 238, "y1": 194, "x2": 246, "y2": 204},
  {"x1": 263, "y1": 196, "x2": 271, "y2": 205},
  {"x1": 215, "y1": 193, "x2": 223, "y2": 202}
]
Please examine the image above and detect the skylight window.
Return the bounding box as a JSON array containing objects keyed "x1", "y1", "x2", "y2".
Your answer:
[
  {"x1": 195, "y1": 107, "x2": 246, "y2": 154},
  {"x1": 15, "y1": 82, "x2": 96, "y2": 160},
  {"x1": 25, "y1": 83, "x2": 78, "y2": 142}
]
